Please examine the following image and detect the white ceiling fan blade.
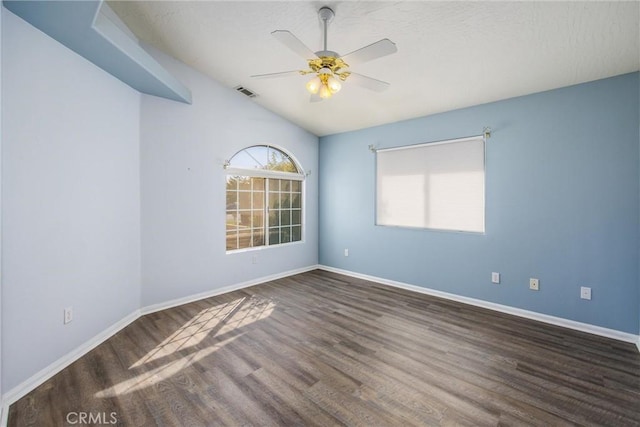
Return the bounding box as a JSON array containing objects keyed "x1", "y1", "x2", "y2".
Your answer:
[
  {"x1": 348, "y1": 72, "x2": 390, "y2": 92},
  {"x1": 251, "y1": 70, "x2": 302, "y2": 79},
  {"x1": 272, "y1": 30, "x2": 318, "y2": 59},
  {"x1": 341, "y1": 39, "x2": 397, "y2": 66}
]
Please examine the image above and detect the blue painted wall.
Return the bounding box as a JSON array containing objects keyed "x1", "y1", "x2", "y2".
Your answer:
[{"x1": 319, "y1": 72, "x2": 640, "y2": 334}]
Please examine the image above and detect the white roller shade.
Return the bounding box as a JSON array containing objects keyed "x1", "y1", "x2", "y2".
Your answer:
[{"x1": 376, "y1": 136, "x2": 485, "y2": 233}]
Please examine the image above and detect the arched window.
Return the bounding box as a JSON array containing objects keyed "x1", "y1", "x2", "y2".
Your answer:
[{"x1": 225, "y1": 145, "x2": 304, "y2": 251}]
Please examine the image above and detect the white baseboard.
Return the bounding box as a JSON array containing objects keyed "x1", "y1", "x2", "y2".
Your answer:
[
  {"x1": 318, "y1": 265, "x2": 640, "y2": 346},
  {"x1": 140, "y1": 265, "x2": 319, "y2": 316},
  {"x1": 1, "y1": 309, "x2": 140, "y2": 422},
  {"x1": 0, "y1": 264, "x2": 319, "y2": 425}
]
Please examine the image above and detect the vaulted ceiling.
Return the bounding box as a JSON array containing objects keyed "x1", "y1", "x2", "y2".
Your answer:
[{"x1": 108, "y1": 1, "x2": 640, "y2": 136}]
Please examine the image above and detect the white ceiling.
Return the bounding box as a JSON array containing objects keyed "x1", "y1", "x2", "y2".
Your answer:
[{"x1": 109, "y1": 1, "x2": 639, "y2": 137}]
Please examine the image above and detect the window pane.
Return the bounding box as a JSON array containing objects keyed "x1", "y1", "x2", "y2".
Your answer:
[
  {"x1": 269, "y1": 228, "x2": 280, "y2": 245},
  {"x1": 267, "y1": 149, "x2": 298, "y2": 172},
  {"x1": 238, "y1": 228, "x2": 252, "y2": 249},
  {"x1": 239, "y1": 192, "x2": 252, "y2": 209},
  {"x1": 269, "y1": 192, "x2": 280, "y2": 209},
  {"x1": 292, "y1": 193, "x2": 301, "y2": 209},
  {"x1": 226, "y1": 211, "x2": 239, "y2": 229},
  {"x1": 281, "y1": 180, "x2": 291, "y2": 192},
  {"x1": 229, "y1": 146, "x2": 268, "y2": 169},
  {"x1": 252, "y1": 177, "x2": 265, "y2": 191},
  {"x1": 291, "y1": 225, "x2": 302, "y2": 242},
  {"x1": 280, "y1": 227, "x2": 291, "y2": 244},
  {"x1": 280, "y1": 193, "x2": 291, "y2": 209},
  {"x1": 226, "y1": 231, "x2": 238, "y2": 251},
  {"x1": 230, "y1": 146, "x2": 299, "y2": 173},
  {"x1": 226, "y1": 191, "x2": 238, "y2": 209},
  {"x1": 281, "y1": 210, "x2": 291, "y2": 226},
  {"x1": 252, "y1": 192, "x2": 264, "y2": 208},
  {"x1": 226, "y1": 176, "x2": 239, "y2": 191},
  {"x1": 252, "y1": 229, "x2": 265, "y2": 247},
  {"x1": 268, "y1": 210, "x2": 280, "y2": 227},
  {"x1": 292, "y1": 209, "x2": 301, "y2": 225},
  {"x1": 239, "y1": 211, "x2": 252, "y2": 227},
  {"x1": 252, "y1": 210, "x2": 264, "y2": 228},
  {"x1": 291, "y1": 180, "x2": 301, "y2": 192},
  {"x1": 269, "y1": 179, "x2": 280, "y2": 192},
  {"x1": 238, "y1": 177, "x2": 251, "y2": 190}
]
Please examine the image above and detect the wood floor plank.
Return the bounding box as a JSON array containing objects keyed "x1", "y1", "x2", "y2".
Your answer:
[{"x1": 8, "y1": 269, "x2": 640, "y2": 426}]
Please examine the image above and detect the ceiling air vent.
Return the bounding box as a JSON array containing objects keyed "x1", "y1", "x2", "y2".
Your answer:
[{"x1": 234, "y1": 86, "x2": 257, "y2": 98}]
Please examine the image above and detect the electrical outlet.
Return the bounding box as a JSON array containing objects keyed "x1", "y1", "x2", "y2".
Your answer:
[
  {"x1": 344, "y1": 249, "x2": 349, "y2": 257},
  {"x1": 529, "y1": 278, "x2": 539, "y2": 291},
  {"x1": 580, "y1": 286, "x2": 592, "y2": 300},
  {"x1": 252, "y1": 255, "x2": 258, "y2": 265},
  {"x1": 64, "y1": 307, "x2": 73, "y2": 324},
  {"x1": 491, "y1": 272, "x2": 500, "y2": 284}
]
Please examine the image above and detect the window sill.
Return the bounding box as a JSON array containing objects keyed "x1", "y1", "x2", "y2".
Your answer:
[{"x1": 226, "y1": 239, "x2": 305, "y2": 255}]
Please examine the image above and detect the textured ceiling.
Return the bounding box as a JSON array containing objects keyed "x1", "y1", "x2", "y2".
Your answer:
[{"x1": 108, "y1": 1, "x2": 640, "y2": 137}]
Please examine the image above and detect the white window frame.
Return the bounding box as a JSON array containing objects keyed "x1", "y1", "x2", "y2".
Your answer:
[{"x1": 225, "y1": 146, "x2": 305, "y2": 253}]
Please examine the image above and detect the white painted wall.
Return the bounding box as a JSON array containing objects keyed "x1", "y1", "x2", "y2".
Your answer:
[
  {"x1": 1, "y1": 10, "x2": 141, "y2": 392},
  {"x1": 0, "y1": 7, "x2": 318, "y2": 397},
  {"x1": 139, "y1": 45, "x2": 319, "y2": 306}
]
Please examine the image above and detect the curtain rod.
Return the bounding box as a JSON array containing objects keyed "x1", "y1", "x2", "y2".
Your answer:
[{"x1": 369, "y1": 127, "x2": 491, "y2": 153}]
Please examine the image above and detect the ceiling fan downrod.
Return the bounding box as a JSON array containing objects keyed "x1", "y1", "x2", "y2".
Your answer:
[{"x1": 318, "y1": 6, "x2": 334, "y2": 54}]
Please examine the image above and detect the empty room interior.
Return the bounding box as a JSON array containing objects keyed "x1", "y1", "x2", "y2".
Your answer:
[{"x1": 1, "y1": 1, "x2": 639, "y2": 426}]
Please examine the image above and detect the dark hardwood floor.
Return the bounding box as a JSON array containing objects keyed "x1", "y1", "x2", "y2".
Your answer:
[{"x1": 8, "y1": 269, "x2": 640, "y2": 426}]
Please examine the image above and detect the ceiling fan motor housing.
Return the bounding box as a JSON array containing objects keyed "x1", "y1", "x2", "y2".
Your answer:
[{"x1": 315, "y1": 50, "x2": 340, "y2": 58}]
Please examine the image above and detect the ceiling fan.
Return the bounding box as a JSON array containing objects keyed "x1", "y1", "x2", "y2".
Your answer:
[{"x1": 251, "y1": 6, "x2": 397, "y2": 101}]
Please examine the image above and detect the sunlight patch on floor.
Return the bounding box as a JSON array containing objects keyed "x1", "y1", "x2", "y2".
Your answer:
[
  {"x1": 131, "y1": 298, "x2": 247, "y2": 368},
  {"x1": 95, "y1": 296, "x2": 275, "y2": 398},
  {"x1": 95, "y1": 333, "x2": 242, "y2": 398}
]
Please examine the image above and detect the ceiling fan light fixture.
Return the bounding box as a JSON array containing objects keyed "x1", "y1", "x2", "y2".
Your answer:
[
  {"x1": 327, "y1": 75, "x2": 342, "y2": 94},
  {"x1": 306, "y1": 76, "x2": 322, "y2": 94},
  {"x1": 318, "y1": 83, "x2": 332, "y2": 99}
]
